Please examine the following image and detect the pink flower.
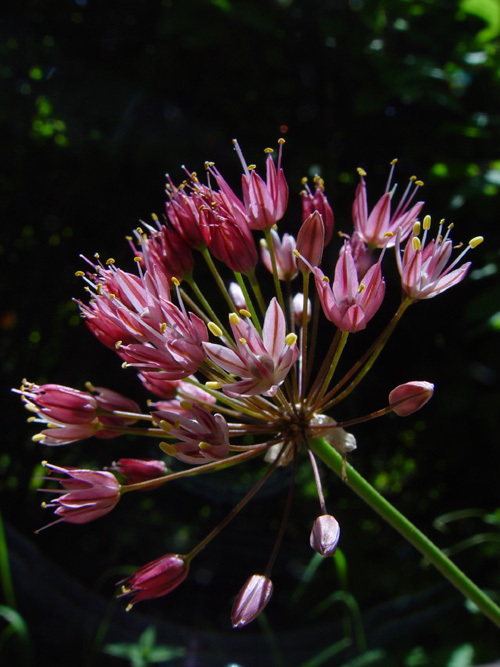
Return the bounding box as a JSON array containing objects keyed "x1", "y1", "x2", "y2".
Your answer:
[
  {"x1": 310, "y1": 515, "x2": 340, "y2": 556},
  {"x1": 231, "y1": 574, "x2": 274, "y2": 628},
  {"x1": 301, "y1": 175, "x2": 335, "y2": 245},
  {"x1": 234, "y1": 140, "x2": 288, "y2": 230},
  {"x1": 19, "y1": 382, "x2": 98, "y2": 425},
  {"x1": 203, "y1": 298, "x2": 299, "y2": 397},
  {"x1": 165, "y1": 176, "x2": 206, "y2": 248},
  {"x1": 260, "y1": 230, "x2": 298, "y2": 281},
  {"x1": 111, "y1": 458, "x2": 168, "y2": 485},
  {"x1": 352, "y1": 164, "x2": 424, "y2": 248},
  {"x1": 296, "y1": 211, "x2": 325, "y2": 273},
  {"x1": 389, "y1": 381, "x2": 434, "y2": 416},
  {"x1": 314, "y1": 243, "x2": 385, "y2": 333},
  {"x1": 40, "y1": 463, "x2": 121, "y2": 526},
  {"x1": 395, "y1": 217, "x2": 483, "y2": 300},
  {"x1": 119, "y1": 553, "x2": 189, "y2": 608},
  {"x1": 153, "y1": 403, "x2": 230, "y2": 464},
  {"x1": 130, "y1": 218, "x2": 194, "y2": 281}
]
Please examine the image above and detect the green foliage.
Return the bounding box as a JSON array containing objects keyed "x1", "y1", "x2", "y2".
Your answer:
[{"x1": 104, "y1": 627, "x2": 186, "y2": 666}]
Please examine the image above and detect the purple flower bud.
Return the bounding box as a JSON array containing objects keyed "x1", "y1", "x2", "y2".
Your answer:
[
  {"x1": 119, "y1": 553, "x2": 189, "y2": 609},
  {"x1": 310, "y1": 514, "x2": 340, "y2": 556},
  {"x1": 389, "y1": 381, "x2": 434, "y2": 416},
  {"x1": 296, "y1": 211, "x2": 325, "y2": 273},
  {"x1": 231, "y1": 574, "x2": 273, "y2": 628}
]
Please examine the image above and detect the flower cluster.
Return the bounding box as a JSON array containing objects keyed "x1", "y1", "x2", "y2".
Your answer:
[{"x1": 16, "y1": 140, "x2": 482, "y2": 627}]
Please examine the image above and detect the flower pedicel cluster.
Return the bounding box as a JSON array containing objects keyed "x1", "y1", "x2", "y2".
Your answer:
[{"x1": 16, "y1": 139, "x2": 483, "y2": 627}]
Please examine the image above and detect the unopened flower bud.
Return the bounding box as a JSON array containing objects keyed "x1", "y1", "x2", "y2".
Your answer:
[
  {"x1": 292, "y1": 292, "x2": 312, "y2": 325},
  {"x1": 119, "y1": 553, "x2": 189, "y2": 609},
  {"x1": 389, "y1": 381, "x2": 434, "y2": 416},
  {"x1": 296, "y1": 211, "x2": 325, "y2": 273},
  {"x1": 231, "y1": 574, "x2": 273, "y2": 628},
  {"x1": 310, "y1": 514, "x2": 340, "y2": 556}
]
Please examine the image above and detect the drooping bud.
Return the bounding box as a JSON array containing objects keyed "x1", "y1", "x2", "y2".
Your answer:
[
  {"x1": 389, "y1": 381, "x2": 434, "y2": 416},
  {"x1": 119, "y1": 553, "x2": 189, "y2": 609},
  {"x1": 296, "y1": 211, "x2": 325, "y2": 273},
  {"x1": 310, "y1": 514, "x2": 340, "y2": 556},
  {"x1": 231, "y1": 574, "x2": 274, "y2": 628},
  {"x1": 292, "y1": 292, "x2": 312, "y2": 325}
]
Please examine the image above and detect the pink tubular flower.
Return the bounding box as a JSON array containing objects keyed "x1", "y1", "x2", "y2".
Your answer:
[
  {"x1": 352, "y1": 164, "x2": 424, "y2": 248},
  {"x1": 165, "y1": 176, "x2": 206, "y2": 248},
  {"x1": 301, "y1": 174, "x2": 335, "y2": 245},
  {"x1": 203, "y1": 298, "x2": 299, "y2": 397},
  {"x1": 310, "y1": 515, "x2": 340, "y2": 556},
  {"x1": 314, "y1": 243, "x2": 385, "y2": 333},
  {"x1": 120, "y1": 553, "x2": 189, "y2": 609},
  {"x1": 389, "y1": 381, "x2": 434, "y2": 416},
  {"x1": 153, "y1": 403, "x2": 230, "y2": 464},
  {"x1": 19, "y1": 382, "x2": 98, "y2": 425},
  {"x1": 296, "y1": 210, "x2": 325, "y2": 273},
  {"x1": 231, "y1": 574, "x2": 274, "y2": 628},
  {"x1": 234, "y1": 139, "x2": 288, "y2": 230},
  {"x1": 40, "y1": 463, "x2": 121, "y2": 526},
  {"x1": 79, "y1": 259, "x2": 208, "y2": 379},
  {"x1": 130, "y1": 218, "x2": 194, "y2": 281},
  {"x1": 260, "y1": 230, "x2": 298, "y2": 281},
  {"x1": 395, "y1": 217, "x2": 483, "y2": 300}
]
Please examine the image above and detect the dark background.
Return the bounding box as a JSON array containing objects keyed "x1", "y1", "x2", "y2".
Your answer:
[{"x1": 1, "y1": 0, "x2": 500, "y2": 665}]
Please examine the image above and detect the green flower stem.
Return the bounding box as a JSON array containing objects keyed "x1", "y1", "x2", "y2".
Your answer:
[
  {"x1": 309, "y1": 437, "x2": 500, "y2": 630},
  {"x1": 233, "y1": 271, "x2": 262, "y2": 334}
]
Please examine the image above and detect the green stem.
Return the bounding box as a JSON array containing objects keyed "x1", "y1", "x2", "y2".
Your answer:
[
  {"x1": 309, "y1": 437, "x2": 500, "y2": 630},
  {"x1": 233, "y1": 271, "x2": 262, "y2": 334}
]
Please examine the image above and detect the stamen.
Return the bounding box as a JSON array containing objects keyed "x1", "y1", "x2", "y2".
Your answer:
[
  {"x1": 205, "y1": 381, "x2": 222, "y2": 390},
  {"x1": 208, "y1": 322, "x2": 223, "y2": 337},
  {"x1": 160, "y1": 442, "x2": 178, "y2": 456},
  {"x1": 285, "y1": 333, "x2": 298, "y2": 346},
  {"x1": 469, "y1": 236, "x2": 484, "y2": 248},
  {"x1": 229, "y1": 313, "x2": 241, "y2": 325},
  {"x1": 239, "y1": 309, "x2": 252, "y2": 318},
  {"x1": 413, "y1": 237, "x2": 421, "y2": 251}
]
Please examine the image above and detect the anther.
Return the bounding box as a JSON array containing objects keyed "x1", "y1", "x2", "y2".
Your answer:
[
  {"x1": 179, "y1": 400, "x2": 193, "y2": 410},
  {"x1": 412, "y1": 221, "x2": 421, "y2": 235},
  {"x1": 239, "y1": 309, "x2": 252, "y2": 318},
  {"x1": 32, "y1": 434, "x2": 45, "y2": 442},
  {"x1": 160, "y1": 323, "x2": 167, "y2": 333},
  {"x1": 208, "y1": 322, "x2": 223, "y2": 337},
  {"x1": 239, "y1": 337, "x2": 247, "y2": 344},
  {"x1": 134, "y1": 256, "x2": 142, "y2": 262},
  {"x1": 171, "y1": 277, "x2": 180, "y2": 287},
  {"x1": 390, "y1": 158, "x2": 398, "y2": 165},
  {"x1": 415, "y1": 180, "x2": 424, "y2": 187},
  {"x1": 159, "y1": 420, "x2": 171, "y2": 432},
  {"x1": 229, "y1": 313, "x2": 241, "y2": 325},
  {"x1": 358, "y1": 283, "x2": 366, "y2": 294},
  {"x1": 205, "y1": 381, "x2": 222, "y2": 390},
  {"x1": 285, "y1": 333, "x2": 298, "y2": 346},
  {"x1": 423, "y1": 215, "x2": 431, "y2": 230},
  {"x1": 264, "y1": 148, "x2": 274, "y2": 154},
  {"x1": 469, "y1": 236, "x2": 484, "y2": 248},
  {"x1": 115, "y1": 340, "x2": 122, "y2": 349},
  {"x1": 106, "y1": 258, "x2": 115, "y2": 265},
  {"x1": 357, "y1": 167, "x2": 367, "y2": 177},
  {"x1": 151, "y1": 213, "x2": 159, "y2": 221},
  {"x1": 199, "y1": 441, "x2": 212, "y2": 451},
  {"x1": 75, "y1": 270, "x2": 85, "y2": 277},
  {"x1": 413, "y1": 237, "x2": 421, "y2": 251},
  {"x1": 160, "y1": 442, "x2": 178, "y2": 456},
  {"x1": 278, "y1": 138, "x2": 285, "y2": 144}
]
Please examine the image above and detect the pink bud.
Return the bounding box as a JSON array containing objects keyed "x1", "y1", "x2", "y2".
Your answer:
[
  {"x1": 231, "y1": 574, "x2": 273, "y2": 628},
  {"x1": 310, "y1": 514, "x2": 340, "y2": 556},
  {"x1": 296, "y1": 211, "x2": 325, "y2": 273},
  {"x1": 119, "y1": 553, "x2": 189, "y2": 608},
  {"x1": 389, "y1": 381, "x2": 434, "y2": 416}
]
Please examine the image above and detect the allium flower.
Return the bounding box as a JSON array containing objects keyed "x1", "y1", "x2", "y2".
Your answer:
[
  {"x1": 120, "y1": 553, "x2": 189, "y2": 609},
  {"x1": 352, "y1": 162, "x2": 424, "y2": 248},
  {"x1": 203, "y1": 298, "x2": 299, "y2": 397},
  {"x1": 17, "y1": 139, "x2": 483, "y2": 626},
  {"x1": 396, "y1": 216, "x2": 483, "y2": 300},
  {"x1": 314, "y1": 242, "x2": 385, "y2": 333},
  {"x1": 39, "y1": 463, "x2": 121, "y2": 527}
]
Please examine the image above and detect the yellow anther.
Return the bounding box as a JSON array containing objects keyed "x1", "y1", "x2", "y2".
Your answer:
[
  {"x1": 357, "y1": 167, "x2": 367, "y2": 177},
  {"x1": 85, "y1": 381, "x2": 96, "y2": 392},
  {"x1": 415, "y1": 180, "x2": 424, "y2": 187},
  {"x1": 174, "y1": 419, "x2": 181, "y2": 429},
  {"x1": 151, "y1": 213, "x2": 159, "y2": 221},
  {"x1": 358, "y1": 283, "x2": 366, "y2": 294},
  {"x1": 171, "y1": 277, "x2": 180, "y2": 287},
  {"x1": 179, "y1": 400, "x2": 193, "y2": 410},
  {"x1": 229, "y1": 313, "x2": 241, "y2": 325},
  {"x1": 413, "y1": 237, "x2": 421, "y2": 251},
  {"x1": 160, "y1": 442, "x2": 178, "y2": 456},
  {"x1": 199, "y1": 441, "x2": 213, "y2": 451},
  {"x1": 301, "y1": 176, "x2": 308, "y2": 185},
  {"x1": 159, "y1": 420, "x2": 171, "y2": 432},
  {"x1": 106, "y1": 258, "x2": 115, "y2": 265},
  {"x1": 293, "y1": 249, "x2": 301, "y2": 258},
  {"x1": 410, "y1": 175, "x2": 417, "y2": 182},
  {"x1": 136, "y1": 227, "x2": 144, "y2": 234},
  {"x1": 239, "y1": 309, "x2": 252, "y2": 318},
  {"x1": 278, "y1": 138, "x2": 285, "y2": 144},
  {"x1": 248, "y1": 164, "x2": 256, "y2": 171},
  {"x1": 94, "y1": 252, "x2": 100, "y2": 259},
  {"x1": 205, "y1": 381, "x2": 222, "y2": 390},
  {"x1": 412, "y1": 221, "x2": 421, "y2": 236},
  {"x1": 41, "y1": 460, "x2": 48, "y2": 467},
  {"x1": 96, "y1": 284, "x2": 102, "y2": 294},
  {"x1": 239, "y1": 337, "x2": 247, "y2": 344},
  {"x1": 271, "y1": 223, "x2": 278, "y2": 230},
  {"x1": 208, "y1": 322, "x2": 223, "y2": 337},
  {"x1": 74, "y1": 270, "x2": 85, "y2": 277},
  {"x1": 121, "y1": 362, "x2": 128, "y2": 369},
  {"x1": 160, "y1": 323, "x2": 167, "y2": 333},
  {"x1": 108, "y1": 293, "x2": 116, "y2": 299},
  {"x1": 264, "y1": 147, "x2": 274, "y2": 154},
  {"x1": 447, "y1": 222, "x2": 454, "y2": 230},
  {"x1": 469, "y1": 236, "x2": 484, "y2": 248},
  {"x1": 134, "y1": 256, "x2": 142, "y2": 262},
  {"x1": 27, "y1": 416, "x2": 36, "y2": 422},
  {"x1": 390, "y1": 158, "x2": 398, "y2": 165},
  {"x1": 115, "y1": 340, "x2": 122, "y2": 349},
  {"x1": 285, "y1": 333, "x2": 298, "y2": 346},
  {"x1": 260, "y1": 238, "x2": 268, "y2": 248},
  {"x1": 32, "y1": 434, "x2": 45, "y2": 442},
  {"x1": 422, "y1": 215, "x2": 431, "y2": 230},
  {"x1": 322, "y1": 275, "x2": 330, "y2": 283}
]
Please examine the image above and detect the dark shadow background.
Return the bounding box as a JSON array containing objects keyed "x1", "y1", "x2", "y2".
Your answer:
[{"x1": 1, "y1": 0, "x2": 500, "y2": 665}]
